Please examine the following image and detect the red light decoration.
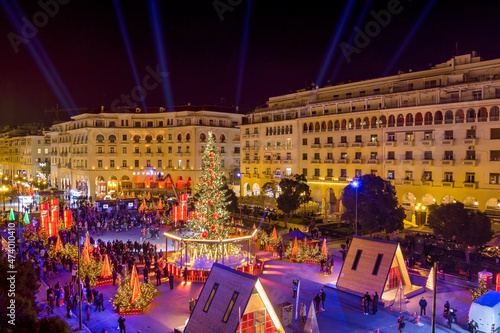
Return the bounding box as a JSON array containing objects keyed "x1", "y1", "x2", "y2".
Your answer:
[{"x1": 201, "y1": 231, "x2": 208, "y2": 239}]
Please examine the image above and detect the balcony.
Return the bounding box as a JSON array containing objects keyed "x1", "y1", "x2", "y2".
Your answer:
[
  {"x1": 366, "y1": 142, "x2": 379, "y2": 147},
  {"x1": 352, "y1": 159, "x2": 363, "y2": 164},
  {"x1": 311, "y1": 176, "x2": 320, "y2": 180},
  {"x1": 272, "y1": 160, "x2": 281, "y2": 164},
  {"x1": 133, "y1": 152, "x2": 142, "y2": 156},
  {"x1": 402, "y1": 141, "x2": 414, "y2": 146},
  {"x1": 283, "y1": 159, "x2": 292, "y2": 164},
  {"x1": 402, "y1": 179, "x2": 414, "y2": 186},
  {"x1": 463, "y1": 137, "x2": 477, "y2": 145},
  {"x1": 242, "y1": 147, "x2": 250, "y2": 151},
  {"x1": 442, "y1": 181, "x2": 454, "y2": 187},
  {"x1": 421, "y1": 159, "x2": 433, "y2": 166},
  {"x1": 463, "y1": 159, "x2": 477, "y2": 166},
  {"x1": 156, "y1": 152, "x2": 164, "y2": 157},
  {"x1": 311, "y1": 144, "x2": 321, "y2": 148},
  {"x1": 421, "y1": 181, "x2": 433, "y2": 186},
  {"x1": 311, "y1": 160, "x2": 321, "y2": 163},
  {"x1": 402, "y1": 159, "x2": 414, "y2": 165},
  {"x1": 421, "y1": 139, "x2": 434, "y2": 146},
  {"x1": 263, "y1": 159, "x2": 272, "y2": 164},
  {"x1": 325, "y1": 176, "x2": 333, "y2": 180},
  {"x1": 385, "y1": 159, "x2": 396, "y2": 165},
  {"x1": 324, "y1": 159, "x2": 334, "y2": 163},
  {"x1": 144, "y1": 152, "x2": 153, "y2": 156},
  {"x1": 323, "y1": 143, "x2": 334, "y2": 148},
  {"x1": 385, "y1": 141, "x2": 396, "y2": 147},
  {"x1": 441, "y1": 159, "x2": 454, "y2": 166},
  {"x1": 338, "y1": 177, "x2": 348, "y2": 182},
  {"x1": 251, "y1": 159, "x2": 260, "y2": 164},
  {"x1": 242, "y1": 158, "x2": 251, "y2": 163},
  {"x1": 337, "y1": 143, "x2": 348, "y2": 148},
  {"x1": 442, "y1": 139, "x2": 454, "y2": 145},
  {"x1": 337, "y1": 159, "x2": 348, "y2": 164},
  {"x1": 368, "y1": 159, "x2": 379, "y2": 164},
  {"x1": 251, "y1": 173, "x2": 259, "y2": 178},
  {"x1": 351, "y1": 142, "x2": 363, "y2": 148},
  {"x1": 463, "y1": 181, "x2": 477, "y2": 189},
  {"x1": 250, "y1": 147, "x2": 259, "y2": 151}
]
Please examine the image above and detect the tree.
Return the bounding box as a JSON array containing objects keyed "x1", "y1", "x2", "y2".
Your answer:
[
  {"x1": 340, "y1": 174, "x2": 405, "y2": 236},
  {"x1": 186, "y1": 131, "x2": 236, "y2": 259},
  {"x1": 428, "y1": 202, "x2": 493, "y2": 264},
  {"x1": 262, "y1": 180, "x2": 279, "y2": 198},
  {"x1": 38, "y1": 316, "x2": 72, "y2": 333},
  {"x1": 220, "y1": 184, "x2": 239, "y2": 214},
  {"x1": 276, "y1": 174, "x2": 311, "y2": 227}
]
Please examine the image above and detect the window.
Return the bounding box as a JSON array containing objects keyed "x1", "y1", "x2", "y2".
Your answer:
[
  {"x1": 134, "y1": 121, "x2": 141, "y2": 128},
  {"x1": 168, "y1": 147, "x2": 172, "y2": 154},
  {"x1": 424, "y1": 151, "x2": 432, "y2": 160},
  {"x1": 146, "y1": 160, "x2": 151, "y2": 167},
  {"x1": 234, "y1": 147, "x2": 240, "y2": 153},
  {"x1": 122, "y1": 160, "x2": 127, "y2": 167},
  {"x1": 340, "y1": 152, "x2": 347, "y2": 160},
  {"x1": 134, "y1": 147, "x2": 140, "y2": 153},
  {"x1": 37, "y1": 148, "x2": 41, "y2": 154},
  {"x1": 327, "y1": 152, "x2": 333, "y2": 160},
  {"x1": 158, "y1": 160, "x2": 162, "y2": 168},
  {"x1": 302, "y1": 153, "x2": 308, "y2": 160},
  {"x1": 387, "y1": 132, "x2": 395, "y2": 141},
  {"x1": 96, "y1": 134, "x2": 104, "y2": 143},
  {"x1": 372, "y1": 254, "x2": 383, "y2": 275},
  {"x1": 97, "y1": 160, "x2": 103, "y2": 168},
  {"x1": 490, "y1": 173, "x2": 499, "y2": 184},
  {"x1": 340, "y1": 136, "x2": 347, "y2": 143},
  {"x1": 285, "y1": 168, "x2": 291, "y2": 176},
  {"x1": 122, "y1": 147, "x2": 127, "y2": 154},
  {"x1": 370, "y1": 152, "x2": 377, "y2": 159},
  {"x1": 422, "y1": 171, "x2": 432, "y2": 181},
  {"x1": 327, "y1": 169, "x2": 333, "y2": 177},
  {"x1": 314, "y1": 153, "x2": 320, "y2": 160},
  {"x1": 387, "y1": 170, "x2": 395, "y2": 179},
  {"x1": 314, "y1": 138, "x2": 320, "y2": 144},
  {"x1": 168, "y1": 160, "x2": 172, "y2": 167},
  {"x1": 405, "y1": 132, "x2": 414, "y2": 141},
  {"x1": 466, "y1": 150, "x2": 476, "y2": 160},
  {"x1": 340, "y1": 169, "x2": 347, "y2": 178},
  {"x1": 302, "y1": 138, "x2": 307, "y2": 145},
  {"x1": 355, "y1": 152, "x2": 361, "y2": 160},
  {"x1": 405, "y1": 151, "x2": 413, "y2": 160},
  {"x1": 254, "y1": 168, "x2": 258, "y2": 174},
  {"x1": 355, "y1": 135, "x2": 362, "y2": 143},
  {"x1": 370, "y1": 134, "x2": 378, "y2": 142},
  {"x1": 286, "y1": 152, "x2": 291, "y2": 160},
  {"x1": 178, "y1": 160, "x2": 182, "y2": 168},
  {"x1": 203, "y1": 283, "x2": 219, "y2": 313},
  {"x1": 146, "y1": 147, "x2": 152, "y2": 154},
  {"x1": 314, "y1": 168, "x2": 320, "y2": 176},
  {"x1": 355, "y1": 169, "x2": 361, "y2": 177},
  {"x1": 444, "y1": 151, "x2": 453, "y2": 160},
  {"x1": 491, "y1": 128, "x2": 500, "y2": 139},
  {"x1": 135, "y1": 160, "x2": 139, "y2": 168},
  {"x1": 388, "y1": 151, "x2": 395, "y2": 160},
  {"x1": 466, "y1": 129, "x2": 476, "y2": 138},
  {"x1": 302, "y1": 168, "x2": 307, "y2": 176},
  {"x1": 491, "y1": 150, "x2": 500, "y2": 161},
  {"x1": 110, "y1": 160, "x2": 115, "y2": 168},
  {"x1": 97, "y1": 147, "x2": 103, "y2": 154},
  {"x1": 327, "y1": 137, "x2": 333, "y2": 144},
  {"x1": 444, "y1": 131, "x2": 453, "y2": 140},
  {"x1": 222, "y1": 291, "x2": 239, "y2": 323},
  {"x1": 177, "y1": 147, "x2": 182, "y2": 153},
  {"x1": 352, "y1": 250, "x2": 362, "y2": 270},
  {"x1": 444, "y1": 172, "x2": 453, "y2": 182},
  {"x1": 424, "y1": 131, "x2": 433, "y2": 140},
  {"x1": 168, "y1": 134, "x2": 172, "y2": 140},
  {"x1": 466, "y1": 172, "x2": 475, "y2": 183},
  {"x1": 405, "y1": 171, "x2": 413, "y2": 180}
]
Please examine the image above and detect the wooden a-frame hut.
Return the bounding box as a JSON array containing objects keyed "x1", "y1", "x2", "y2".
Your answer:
[
  {"x1": 335, "y1": 236, "x2": 423, "y2": 304},
  {"x1": 183, "y1": 263, "x2": 285, "y2": 333}
]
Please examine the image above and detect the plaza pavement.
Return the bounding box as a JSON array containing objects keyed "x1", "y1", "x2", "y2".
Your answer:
[{"x1": 36, "y1": 226, "x2": 475, "y2": 332}]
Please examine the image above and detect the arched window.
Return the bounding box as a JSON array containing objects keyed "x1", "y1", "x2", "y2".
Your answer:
[
  {"x1": 156, "y1": 134, "x2": 164, "y2": 143},
  {"x1": 444, "y1": 110, "x2": 453, "y2": 124},
  {"x1": 490, "y1": 106, "x2": 499, "y2": 121},
  {"x1": 397, "y1": 114, "x2": 404, "y2": 127},
  {"x1": 145, "y1": 135, "x2": 152, "y2": 143},
  {"x1": 108, "y1": 134, "x2": 116, "y2": 143},
  {"x1": 371, "y1": 117, "x2": 377, "y2": 128},
  {"x1": 455, "y1": 109, "x2": 464, "y2": 123},
  {"x1": 388, "y1": 115, "x2": 395, "y2": 127},
  {"x1": 405, "y1": 113, "x2": 413, "y2": 126},
  {"x1": 363, "y1": 117, "x2": 369, "y2": 128},
  {"x1": 285, "y1": 126, "x2": 289, "y2": 134},
  {"x1": 177, "y1": 134, "x2": 182, "y2": 142},
  {"x1": 96, "y1": 134, "x2": 104, "y2": 143},
  {"x1": 314, "y1": 122, "x2": 320, "y2": 131},
  {"x1": 379, "y1": 116, "x2": 387, "y2": 127},
  {"x1": 200, "y1": 133, "x2": 206, "y2": 141},
  {"x1": 424, "y1": 112, "x2": 433, "y2": 125},
  {"x1": 466, "y1": 108, "x2": 476, "y2": 122},
  {"x1": 327, "y1": 120, "x2": 333, "y2": 131},
  {"x1": 321, "y1": 121, "x2": 326, "y2": 131},
  {"x1": 220, "y1": 134, "x2": 225, "y2": 142},
  {"x1": 303, "y1": 124, "x2": 308, "y2": 133},
  {"x1": 415, "y1": 113, "x2": 423, "y2": 125},
  {"x1": 434, "y1": 111, "x2": 443, "y2": 124},
  {"x1": 478, "y1": 107, "x2": 488, "y2": 122},
  {"x1": 133, "y1": 135, "x2": 140, "y2": 143},
  {"x1": 277, "y1": 127, "x2": 281, "y2": 135},
  {"x1": 355, "y1": 118, "x2": 362, "y2": 129},
  {"x1": 334, "y1": 120, "x2": 340, "y2": 130},
  {"x1": 289, "y1": 125, "x2": 292, "y2": 134},
  {"x1": 348, "y1": 119, "x2": 354, "y2": 129},
  {"x1": 185, "y1": 133, "x2": 191, "y2": 141}
]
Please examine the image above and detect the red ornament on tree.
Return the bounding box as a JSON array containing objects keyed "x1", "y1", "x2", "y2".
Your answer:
[
  {"x1": 215, "y1": 194, "x2": 220, "y2": 199},
  {"x1": 209, "y1": 169, "x2": 213, "y2": 173},
  {"x1": 213, "y1": 212, "x2": 220, "y2": 219},
  {"x1": 207, "y1": 181, "x2": 210, "y2": 185},
  {"x1": 207, "y1": 201, "x2": 211, "y2": 205},
  {"x1": 209, "y1": 152, "x2": 213, "y2": 157},
  {"x1": 211, "y1": 225, "x2": 216, "y2": 231},
  {"x1": 211, "y1": 162, "x2": 215, "y2": 167},
  {"x1": 211, "y1": 175, "x2": 215, "y2": 179},
  {"x1": 221, "y1": 225, "x2": 224, "y2": 231},
  {"x1": 201, "y1": 231, "x2": 208, "y2": 239}
]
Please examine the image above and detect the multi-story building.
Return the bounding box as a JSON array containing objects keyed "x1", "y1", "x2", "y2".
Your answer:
[
  {"x1": 48, "y1": 105, "x2": 241, "y2": 199},
  {"x1": 241, "y1": 53, "x2": 500, "y2": 220}
]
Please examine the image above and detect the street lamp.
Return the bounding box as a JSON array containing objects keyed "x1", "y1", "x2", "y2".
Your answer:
[
  {"x1": 0, "y1": 185, "x2": 7, "y2": 211},
  {"x1": 351, "y1": 180, "x2": 359, "y2": 236}
]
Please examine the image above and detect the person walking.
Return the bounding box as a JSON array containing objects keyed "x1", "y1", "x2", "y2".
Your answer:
[
  {"x1": 292, "y1": 279, "x2": 298, "y2": 298},
  {"x1": 98, "y1": 292, "x2": 104, "y2": 312},
  {"x1": 313, "y1": 294, "x2": 321, "y2": 314},
  {"x1": 156, "y1": 267, "x2": 162, "y2": 286},
  {"x1": 112, "y1": 268, "x2": 118, "y2": 286},
  {"x1": 372, "y1": 292, "x2": 378, "y2": 315},
  {"x1": 300, "y1": 302, "x2": 307, "y2": 322},
  {"x1": 118, "y1": 315, "x2": 126, "y2": 333},
  {"x1": 85, "y1": 301, "x2": 91, "y2": 321},
  {"x1": 419, "y1": 297, "x2": 427, "y2": 316},
  {"x1": 169, "y1": 272, "x2": 174, "y2": 290},
  {"x1": 363, "y1": 291, "x2": 372, "y2": 315},
  {"x1": 397, "y1": 315, "x2": 405, "y2": 332},
  {"x1": 361, "y1": 296, "x2": 367, "y2": 315},
  {"x1": 320, "y1": 289, "x2": 326, "y2": 311},
  {"x1": 182, "y1": 267, "x2": 188, "y2": 284}
]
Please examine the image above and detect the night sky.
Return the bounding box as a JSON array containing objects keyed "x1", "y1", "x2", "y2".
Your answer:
[{"x1": 1, "y1": 0, "x2": 500, "y2": 125}]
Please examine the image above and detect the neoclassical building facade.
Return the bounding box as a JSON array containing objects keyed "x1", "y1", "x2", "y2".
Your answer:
[
  {"x1": 48, "y1": 105, "x2": 241, "y2": 199},
  {"x1": 240, "y1": 53, "x2": 500, "y2": 220}
]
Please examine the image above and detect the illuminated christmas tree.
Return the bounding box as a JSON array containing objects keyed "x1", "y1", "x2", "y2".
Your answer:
[{"x1": 186, "y1": 131, "x2": 236, "y2": 260}]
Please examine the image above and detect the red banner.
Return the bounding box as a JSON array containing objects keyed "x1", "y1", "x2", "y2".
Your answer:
[
  {"x1": 63, "y1": 210, "x2": 72, "y2": 229},
  {"x1": 173, "y1": 205, "x2": 187, "y2": 222},
  {"x1": 180, "y1": 194, "x2": 188, "y2": 206},
  {"x1": 50, "y1": 199, "x2": 59, "y2": 237},
  {"x1": 40, "y1": 203, "x2": 50, "y2": 235}
]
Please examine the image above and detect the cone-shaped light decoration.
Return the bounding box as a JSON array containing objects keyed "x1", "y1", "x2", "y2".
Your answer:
[
  {"x1": 271, "y1": 227, "x2": 278, "y2": 241},
  {"x1": 55, "y1": 235, "x2": 62, "y2": 253},
  {"x1": 130, "y1": 265, "x2": 138, "y2": 289},
  {"x1": 158, "y1": 198, "x2": 163, "y2": 210},
  {"x1": 101, "y1": 254, "x2": 112, "y2": 279},
  {"x1": 83, "y1": 246, "x2": 91, "y2": 265},
  {"x1": 7, "y1": 209, "x2": 15, "y2": 221},
  {"x1": 292, "y1": 237, "x2": 298, "y2": 257},
  {"x1": 131, "y1": 271, "x2": 142, "y2": 304},
  {"x1": 252, "y1": 223, "x2": 256, "y2": 229},
  {"x1": 23, "y1": 211, "x2": 30, "y2": 224},
  {"x1": 322, "y1": 238, "x2": 328, "y2": 257},
  {"x1": 131, "y1": 192, "x2": 135, "y2": 198}
]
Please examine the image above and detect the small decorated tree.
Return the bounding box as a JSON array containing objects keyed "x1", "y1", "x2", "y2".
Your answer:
[
  {"x1": 471, "y1": 277, "x2": 489, "y2": 301},
  {"x1": 185, "y1": 131, "x2": 238, "y2": 260},
  {"x1": 112, "y1": 267, "x2": 157, "y2": 312}
]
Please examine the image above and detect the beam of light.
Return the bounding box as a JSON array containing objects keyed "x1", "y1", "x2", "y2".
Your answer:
[
  {"x1": 315, "y1": 0, "x2": 357, "y2": 88},
  {"x1": 2, "y1": 1, "x2": 77, "y2": 115},
  {"x1": 235, "y1": 0, "x2": 253, "y2": 110},
  {"x1": 330, "y1": 0, "x2": 372, "y2": 83},
  {"x1": 148, "y1": 0, "x2": 174, "y2": 112},
  {"x1": 382, "y1": 0, "x2": 437, "y2": 77},
  {"x1": 113, "y1": 0, "x2": 146, "y2": 111}
]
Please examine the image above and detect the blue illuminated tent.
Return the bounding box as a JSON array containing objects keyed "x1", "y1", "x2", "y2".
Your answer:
[{"x1": 282, "y1": 228, "x2": 310, "y2": 240}]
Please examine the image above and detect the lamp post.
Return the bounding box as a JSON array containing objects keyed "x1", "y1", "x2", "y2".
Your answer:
[
  {"x1": 351, "y1": 180, "x2": 359, "y2": 236},
  {"x1": 1, "y1": 185, "x2": 7, "y2": 211},
  {"x1": 77, "y1": 206, "x2": 82, "y2": 330}
]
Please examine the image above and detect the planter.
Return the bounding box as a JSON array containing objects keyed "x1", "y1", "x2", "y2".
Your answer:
[
  {"x1": 96, "y1": 277, "x2": 113, "y2": 286},
  {"x1": 118, "y1": 304, "x2": 150, "y2": 315}
]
